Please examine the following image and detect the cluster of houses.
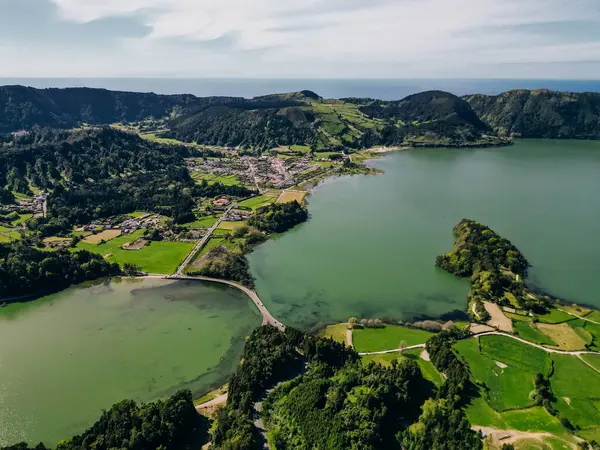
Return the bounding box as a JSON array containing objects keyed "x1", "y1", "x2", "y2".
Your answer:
[
  {"x1": 15, "y1": 192, "x2": 47, "y2": 217},
  {"x1": 186, "y1": 154, "x2": 320, "y2": 190},
  {"x1": 80, "y1": 214, "x2": 163, "y2": 234}
]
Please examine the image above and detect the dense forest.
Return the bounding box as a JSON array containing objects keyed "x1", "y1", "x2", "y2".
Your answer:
[
  {"x1": 247, "y1": 201, "x2": 308, "y2": 234},
  {"x1": 0, "y1": 128, "x2": 254, "y2": 232},
  {"x1": 0, "y1": 242, "x2": 120, "y2": 298},
  {"x1": 436, "y1": 220, "x2": 550, "y2": 313},
  {"x1": 359, "y1": 90, "x2": 505, "y2": 148},
  {"x1": 465, "y1": 89, "x2": 600, "y2": 139},
  {"x1": 436, "y1": 219, "x2": 529, "y2": 278},
  {"x1": 2, "y1": 390, "x2": 209, "y2": 450},
  {"x1": 213, "y1": 326, "x2": 482, "y2": 450}
]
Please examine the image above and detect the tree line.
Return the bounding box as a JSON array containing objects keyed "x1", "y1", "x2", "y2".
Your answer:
[{"x1": 0, "y1": 242, "x2": 120, "y2": 298}]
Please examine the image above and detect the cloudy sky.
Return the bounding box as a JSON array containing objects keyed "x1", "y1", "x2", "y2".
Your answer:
[{"x1": 1, "y1": 0, "x2": 600, "y2": 78}]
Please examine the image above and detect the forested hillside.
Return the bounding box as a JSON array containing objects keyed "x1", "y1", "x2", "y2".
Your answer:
[
  {"x1": 212, "y1": 326, "x2": 482, "y2": 450},
  {"x1": 358, "y1": 90, "x2": 505, "y2": 147},
  {"x1": 465, "y1": 89, "x2": 600, "y2": 139},
  {"x1": 2, "y1": 390, "x2": 209, "y2": 450},
  {"x1": 0, "y1": 128, "x2": 253, "y2": 232}
]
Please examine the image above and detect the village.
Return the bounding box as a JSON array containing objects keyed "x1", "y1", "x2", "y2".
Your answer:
[{"x1": 186, "y1": 152, "x2": 343, "y2": 191}]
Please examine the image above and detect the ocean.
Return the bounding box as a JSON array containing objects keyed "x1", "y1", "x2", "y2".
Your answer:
[{"x1": 1, "y1": 78, "x2": 599, "y2": 100}]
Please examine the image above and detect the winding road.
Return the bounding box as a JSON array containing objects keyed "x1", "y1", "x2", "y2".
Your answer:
[{"x1": 168, "y1": 274, "x2": 285, "y2": 330}]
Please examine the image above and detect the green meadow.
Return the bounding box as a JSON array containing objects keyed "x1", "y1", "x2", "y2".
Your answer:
[
  {"x1": 352, "y1": 325, "x2": 433, "y2": 353},
  {"x1": 75, "y1": 230, "x2": 193, "y2": 274}
]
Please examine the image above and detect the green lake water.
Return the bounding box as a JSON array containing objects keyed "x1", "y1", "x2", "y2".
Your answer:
[
  {"x1": 0, "y1": 278, "x2": 260, "y2": 446},
  {"x1": 249, "y1": 140, "x2": 600, "y2": 329}
]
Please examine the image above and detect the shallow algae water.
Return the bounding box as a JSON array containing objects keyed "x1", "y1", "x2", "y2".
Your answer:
[
  {"x1": 249, "y1": 139, "x2": 600, "y2": 329},
  {"x1": 0, "y1": 278, "x2": 260, "y2": 446}
]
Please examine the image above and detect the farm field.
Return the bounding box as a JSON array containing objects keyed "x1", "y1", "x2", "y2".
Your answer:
[
  {"x1": 536, "y1": 309, "x2": 575, "y2": 324},
  {"x1": 0, "y1": 226, "x2": 20, "y2": 242},
  {"x1": 317, "y1": 323, "x2": 347, "y2": 344},
  {"x1": 466, "y1": 396, "x2": 567, "y2": 437},
  {"x1": 352, "y1": 325, "x2": 432, "y2": 353},
  {"x1": 181, "y1": 216, "x2": 219, "y2": 229},
  {"x1": 569, "y1": 320, "x2": 600, "y2": 350},
  {"x1": 276, "y1": 190, "x2": 307, "y2": 204},
  {"x1": 76, "y1": 230, "x2": 193, "y2": 274},
  {"x1": 581, "y1": 354, "x2": 600, "y2": 371},
  {"x1": 82, "y1": 229, "x2": 122, "y2": 244},
  {"x1": 549, "y1": 354, "x2": 600, "y2": 434},
  {"x1": 217, "y1": 221, "x2": 246, "y2": 231},
  {"x1": 455, "y1": 339, "x2": 536, "y2": 411},
  {"x1": 535, "y1": 322, "x2": 587, "y2": 350},
  {"x1": 479, "y1": 335, "x2": 551, "y2": 374},
  {"x1": 237, "y1": 195, "x2": 276, "y2": 210},
  {"x1": 513, "y1": 321, "x2": 557, "y2": 346},
  {"x1": 193, "y1": 173, "x2": 245, "y2": 187}
]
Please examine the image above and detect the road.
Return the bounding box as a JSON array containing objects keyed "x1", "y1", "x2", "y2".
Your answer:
[
  {"x1": 195, "y1": 393, "x2": 228, "y2": 411},
  {"x1": 359, "y1": 330, "x2": 600, "y2": 359},
  {"x1": 359, "y1": 343, "x2": 425, "y2": 356},
  {"x1": 174, "y1": 205, "x2": 233, "y2": 276},
  {"x1": 165, "y1": 274, "x2": 285, "y2": 331},
  {"x1": 558, "y1": 308, "x2": 600, "y2": 326}
]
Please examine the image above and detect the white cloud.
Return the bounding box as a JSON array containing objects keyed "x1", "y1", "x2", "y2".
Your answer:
[{"x1": 4, "y1": 0, "x2": 600, "y2": 77}]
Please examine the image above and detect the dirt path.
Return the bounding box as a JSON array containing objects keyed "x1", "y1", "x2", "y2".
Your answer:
[
  {"x1": 195, "y1": 393, "x2": 228, "y2": 411},
  {"x1": 472, "y1": 426, "x2": 575, "y2": 449},
  {"x1": 473, "y1": 331, "x2": 600, "y2": 356},
  {"x1": 578, "y1": 355, "x2": 600, "y2": 375},
  {"x1": 346, "y1": 329, "x2": 353, "y2": 348},
  {"x1": 484, "y1": 302, "x2": 513, "y2": 332},
  {"x1": 358, "y1": 343, "x2": 425, "y2": 356},
  {"x1": 364, "y1": 331, "x2": 600, "y2": 357},
  {"x1": 559, "y1": 308, "x2": 600, "y2": 326},
  {"x1": 471, "y1": 302, "x2": 481, "y2": 320}
]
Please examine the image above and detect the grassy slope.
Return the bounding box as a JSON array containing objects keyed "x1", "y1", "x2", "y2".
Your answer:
[
  {"x1": 550, "y1": 354, "x2": 600, "y2": 432},
  {"x1": 352, "y1": 325, "x2": 433, "y2": 353},
  {"x1": 317, "y1": 323, "x2": 347, "y2": 344},
  {"x1": 455, "y1": 339, "x2": 537, "y2": 411},
  {"x1": 360, "y1": 348, "x2": 444, "y2": 386},
  {"x1": 514, "y1": 321, "x2": 557, "y2": 346}
]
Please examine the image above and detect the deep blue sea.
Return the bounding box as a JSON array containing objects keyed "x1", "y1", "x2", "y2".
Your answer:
[{"x1": 1, "y1": 78, "x2": 599, "y2": 100}]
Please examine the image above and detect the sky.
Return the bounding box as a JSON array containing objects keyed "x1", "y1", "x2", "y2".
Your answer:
[{"x1": 1, "y1": 0, "x2": 600, "y2": 78}]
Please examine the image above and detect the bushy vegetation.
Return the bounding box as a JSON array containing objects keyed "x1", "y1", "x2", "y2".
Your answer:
[
  {"x1": 247, "y1": 200, "x2": 308, "y2": 234},
  {"x1": 434, "y1": 219, "x2": 550, "y2": 315},
  {"x1": 2, "y1": 390, "x2": 208, "y2": 450},
  {"x1": 188, "y1": 246, "x2": 254, "y2": 286},
  {"x1": 436, "y1": 219, "x2": 529, "y2": 278},
  {"x1": 0, "y1": 242, "x2": 120, "y2": 298}
]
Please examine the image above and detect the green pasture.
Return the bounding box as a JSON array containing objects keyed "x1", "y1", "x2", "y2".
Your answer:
[
  {"x1": 581, "y1": 354, "x2": 600, "y2": 372},
  {"x1": 75, "y1": 230, "x2": 193, "y2": 274},
  {"x1": 479, "y1": 335, "x2": 551, "y2": 375},
  {"x1": 237, "y1": 196, "x2": 276, "y2": 210},
  {"x1": 455, "y1": 339, "x2": 536, "y2": 411},
  {"x1": 181, "y1": 216, "x2": 219, "y2": 229},
  {"x1": 536, "y1": 308, "x2": 575, "y2": 324},
  {"x1": 514, "y1": 321, "x2": 557, "y2": 346},
  {"x1": 352, "y1": 325, "x2": 433, "y2": 353}
]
